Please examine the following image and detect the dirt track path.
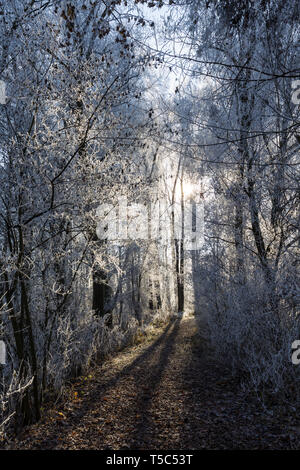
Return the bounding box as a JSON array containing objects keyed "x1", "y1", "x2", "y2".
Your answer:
[{"x1": 7, "y1": 316, "x2": 300, "y2": 450}]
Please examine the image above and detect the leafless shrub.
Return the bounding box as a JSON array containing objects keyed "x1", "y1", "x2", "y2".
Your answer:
[
  {"x1": 0, "y1": 370, "x2": 33, "y2": 438},
  {"x1": 206, "y1": 274, "x2": 300, "y2": 410}
]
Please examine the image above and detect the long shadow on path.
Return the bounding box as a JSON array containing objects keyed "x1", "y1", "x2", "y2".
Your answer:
[
  {"x1": 36, "y1": 318, "x2": 181, "y2": 449},
  {"x1": 129, "y1": 318, "x2": 181, "y2": 449}
]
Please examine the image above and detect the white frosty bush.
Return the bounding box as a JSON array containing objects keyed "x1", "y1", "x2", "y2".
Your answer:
[{"x1": 206, "y1": 274, "x2": 300, "y2": 409}]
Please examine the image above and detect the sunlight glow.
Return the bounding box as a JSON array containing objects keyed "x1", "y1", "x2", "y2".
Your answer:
[
  {"x1": 182, "y1": 182, "x2": 195, "y2": 199},
  {"x1": 175, "y1": 181, "x2": 197, "y2": 201}
]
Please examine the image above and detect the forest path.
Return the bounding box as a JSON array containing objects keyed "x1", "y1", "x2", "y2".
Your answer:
[{"x1": 8, "y1": 315, "x2": 299, "y2": 449}]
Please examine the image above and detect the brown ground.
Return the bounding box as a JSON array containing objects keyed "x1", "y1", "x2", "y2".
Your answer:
[{"x1": 4, "y1": 315, "x2": 300, "y2": 450}]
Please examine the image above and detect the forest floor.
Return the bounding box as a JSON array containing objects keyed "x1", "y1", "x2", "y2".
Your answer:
[{"x1": 4, "y1": 314, "x2": 300, "y2": 450}]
